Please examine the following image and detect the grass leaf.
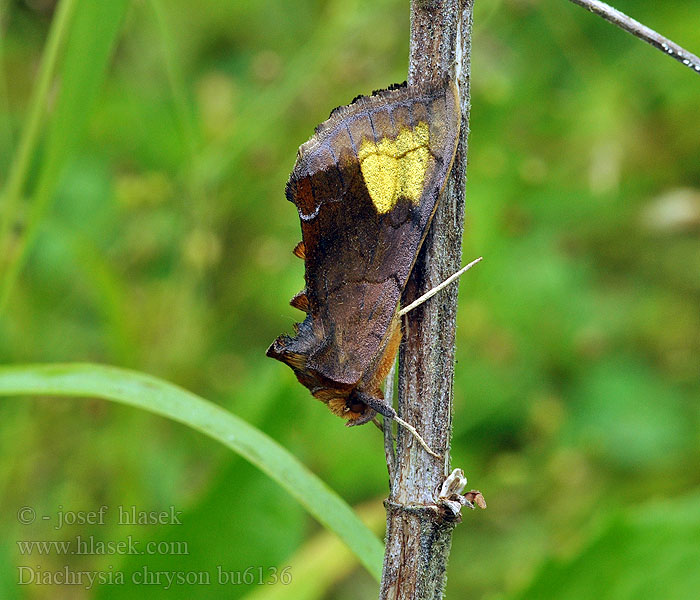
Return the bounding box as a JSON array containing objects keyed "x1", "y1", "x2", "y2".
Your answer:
[
  {"x1": 0, "y1": 362, "x2": 384, "y2": 581},
  {"x1": 0, "y1": 0, "x2": 130, "y2": 311}
]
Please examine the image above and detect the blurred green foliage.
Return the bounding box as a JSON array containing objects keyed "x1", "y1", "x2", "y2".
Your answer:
[{"x1": 1, "y1": 0, "x2": 699, "y2": 598}]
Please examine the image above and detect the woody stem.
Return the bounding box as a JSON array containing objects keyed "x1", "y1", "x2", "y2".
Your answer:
[
  {"x1": 566, "y1": 0, "x2": 700, "y2": 75},
  {"x1": 379, "y1": 1, "x2": 474, "y2": 599}
]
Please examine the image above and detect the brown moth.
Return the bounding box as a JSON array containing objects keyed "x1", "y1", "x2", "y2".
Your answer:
[{"x1": 267, "y1": 81, "x2": 460, "y2": 426}]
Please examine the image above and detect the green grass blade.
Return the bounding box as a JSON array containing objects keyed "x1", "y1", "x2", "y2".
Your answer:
[
  {"x1": 149, "y1": 0, "x2": 199, "y2": 160},
  {"x1": 0, "y1": 0, "x2": 130, "y2": 312},
  {"x1": 0, "y1": 0, "x2": 79, "y2": 256},
  {"x1": 0, "y1": 0, "x2": 79, "y2": 205},
  {"x1": 0, "y1": 363, "x2": 384, "y2": 581},
  {"x1": 0, "y1": 0, "x2": 17, "y2": 171}
]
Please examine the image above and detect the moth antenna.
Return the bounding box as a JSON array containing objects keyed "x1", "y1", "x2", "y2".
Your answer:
[
  {"x1": 292, "y1": 241, "x2": 306, "y2": 259},
  {"x1": 399, "y1": 256, "x2": 483, "y2": 317},
  {"x1": 392, "y1": 415, "x2": 443, "y2": 460}
]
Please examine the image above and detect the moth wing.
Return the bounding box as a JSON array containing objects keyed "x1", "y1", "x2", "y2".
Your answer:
[{"x1": 278, "y1": 83, "x2": 459, "y2": 387}]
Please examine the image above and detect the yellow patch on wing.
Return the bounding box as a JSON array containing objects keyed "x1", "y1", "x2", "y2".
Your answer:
[{"x1": 358, "y1": 122, "x2": 430, "y2": 214}]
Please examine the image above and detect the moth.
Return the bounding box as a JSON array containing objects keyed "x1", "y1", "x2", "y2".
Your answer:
[{"x1": 267, "y1": 81, "x2": 460, "y2": 429}]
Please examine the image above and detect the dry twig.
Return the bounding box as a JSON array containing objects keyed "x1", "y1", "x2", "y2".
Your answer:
[
  {"x1": 567, "y1": 0, "x2": 700, "y2": 74},
  {"x1": 379, "y1": 1, "x2": 474, "y2": 599}
]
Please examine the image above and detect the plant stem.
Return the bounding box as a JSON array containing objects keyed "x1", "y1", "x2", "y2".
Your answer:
[
  {"x1": 0, "y1": 0, "x2": 78, "y2": 250},
  {"x1": 566, "y1": 0, "x2": 700, "y2": 74},
  {"x1": 379, "y1": 1, "x2": 474, "y2": 599},
  {"x1": 0, "y1": 1, "x2": 15, "y2": 162}
]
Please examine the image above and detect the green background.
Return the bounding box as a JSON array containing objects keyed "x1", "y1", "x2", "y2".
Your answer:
[{"x1": 1, "y1": 0, "x2": 699, "y2": 598}]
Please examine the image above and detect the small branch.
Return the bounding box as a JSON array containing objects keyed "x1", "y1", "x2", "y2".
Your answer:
[
  {"x1": 383, "y1": 362, "x2": 396, "y2": 487},
  {"x1": 567, "y1": 0, "x2": 700, "y2": 74},
  {"x1": 382, "y1": 416, "x2": 395, "y2": 485},
  {"x1": 379, "y1": 1, "x2": 474, "y2": 599}
]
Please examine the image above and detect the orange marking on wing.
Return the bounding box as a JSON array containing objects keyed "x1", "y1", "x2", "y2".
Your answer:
[
  {"x1": 293, "y1": 241, "x2": 306, "y2": 259},
  {"x1": 289, "y1": 290, "x2": 309, "y2": 312}
]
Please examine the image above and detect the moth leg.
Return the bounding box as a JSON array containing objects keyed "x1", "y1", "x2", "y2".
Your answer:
[
  {"x1": 352, "y1": 390, "x2": 396, "y2": 419},
  {"x1": 345, "y1": 407, "x2": 377, "y2": 427},
  {"x1": 352, "y1": 391, "x2": 442, "y2": 460},
  {"x1": 399, "y1": 256, "x2": 483, "y2": 317}
]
